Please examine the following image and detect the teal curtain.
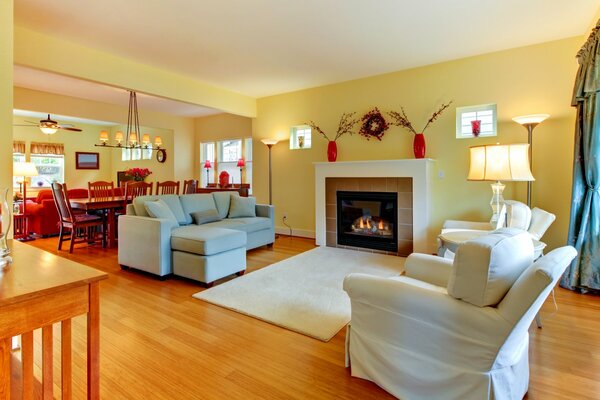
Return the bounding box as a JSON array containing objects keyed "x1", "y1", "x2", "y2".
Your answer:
[{"x1": 561, "y1": 22, "x2": 600, "y2": 291}]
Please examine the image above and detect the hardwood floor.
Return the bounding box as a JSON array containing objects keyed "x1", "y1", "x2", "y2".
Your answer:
[{"x1": 21, "y1": 236, "x2": 600, "y2": 399}]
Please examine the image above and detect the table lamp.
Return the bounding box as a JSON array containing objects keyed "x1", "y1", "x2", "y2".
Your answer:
[
  {"x1": 468, "y1": 143, "x2": 534, "y2": 225},
  {"x1": 204, "y1": 160, "x2": 212, "y2": 187},
  {"x1": 512, "y1": 114, "x2": 549, "y2": 206},
  {"x1": 236, "y1": 158, "x2": 245, "y2": 186},
  {"x1": 13, "y1": 161, "x2": 39, "y2": 242},
  {"x1": 261, "y1": 139, "x2": 279, "y2": 205}
]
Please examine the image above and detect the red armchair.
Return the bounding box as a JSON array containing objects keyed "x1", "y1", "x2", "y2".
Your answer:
[{"x1": 24, "y1": 188, "x2": 89, "y2": 237}]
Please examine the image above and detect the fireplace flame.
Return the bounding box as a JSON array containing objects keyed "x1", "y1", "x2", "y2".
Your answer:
[
  {"x1": 378, "y1": 220, "x2": 384, "y2": 230},
  {"x1": 366, "y1": 219, "x2": 371, "y2": 229},
  {"x1": 359, "y1": 218, "x2": 364, "y2": 229}
]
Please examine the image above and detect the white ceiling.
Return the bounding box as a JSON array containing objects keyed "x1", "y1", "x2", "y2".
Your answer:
[{"x1": 14, "y1": 0, "x2": 600, "y2": 107}]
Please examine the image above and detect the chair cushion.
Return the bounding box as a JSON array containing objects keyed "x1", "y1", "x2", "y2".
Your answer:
[
  {"x1": 228, "y1": 196, "x2": 256, "y2": 218},
  {"x1": 191, "y1": 209, "x2": 221, "y2": 225},
  {"x1": 171, "y1": 226, "x2": 246, "y2": 256},
  {"x1": 144, "y1": 199, "x2": 180, "y2": 226},
  {"x1": 504, "y1": 200, "x2": 532, "y2": 230},
  {"x1": 447, "y1": 228, "x2": 534, "y2": 307},
  {"x1": 74, "y1": 213, "x2": 103, "y2": 223},
  {"x1": 212, "y1": 191, "x2": 239, "y2": 219},
  {"x1": 528, "y1": 207, "x2": 556, "y2": 240}
]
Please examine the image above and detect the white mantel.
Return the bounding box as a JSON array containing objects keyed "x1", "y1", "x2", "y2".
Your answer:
[{"x1": 314, "y1": 159, "x2": 435, "y2": 254}]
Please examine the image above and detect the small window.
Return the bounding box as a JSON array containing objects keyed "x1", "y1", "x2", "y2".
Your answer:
[
  {"x1": 30, "y1": 154, "x2": 65, "y2": 188},
  {"x1": 290, "y1": 125, "x2": 312, "y2": 149},
  {"x1": 456, "y1": 104, "x2": 497, "y2": 139}
]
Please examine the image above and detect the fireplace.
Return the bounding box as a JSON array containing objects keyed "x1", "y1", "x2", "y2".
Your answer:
[{"x1": 337, "y1": 191, "x2": 398, "y2": 252}]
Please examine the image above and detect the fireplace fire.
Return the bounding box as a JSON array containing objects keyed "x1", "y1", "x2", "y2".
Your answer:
[{"x1": 337, "y1": 191, "x2": 398, "y2": 252}]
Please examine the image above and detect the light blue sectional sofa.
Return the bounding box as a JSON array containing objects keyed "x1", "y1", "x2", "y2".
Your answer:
[{"x1": 118, "y1": 191, "x2": 275, "y2": 286}]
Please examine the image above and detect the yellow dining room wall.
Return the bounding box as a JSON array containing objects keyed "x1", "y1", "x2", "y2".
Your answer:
[
  {"x1": 12, "y1": 115, "x2": 114, "y2": 191},
  {"x1": 13, "y1": 87, "x2": 195, "y2": 184},
  {"x1": 0, "y1": 0, "x2": 14, "y2": 212},
  {"x1": 252, "y1": 36, "x2": 583, "y2": 251}
]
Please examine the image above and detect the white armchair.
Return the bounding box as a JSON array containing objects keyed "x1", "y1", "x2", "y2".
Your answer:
[{"x1": 344, "y1": 228, "x2": 577, "y2": 400}]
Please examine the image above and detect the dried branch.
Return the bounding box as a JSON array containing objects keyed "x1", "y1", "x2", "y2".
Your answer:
[
  {"x1": 306, "y1": 120, "x2": 331, "y2": 141},
  {"x1": 387, "y1": 108, "x2": 418, "y2": 134},
  {"x1": 420, "y1": 101, "x2": 453, "y2": 133},
  {"x1": 334, "y1": 112, "x2": 359, "y2": 141}
]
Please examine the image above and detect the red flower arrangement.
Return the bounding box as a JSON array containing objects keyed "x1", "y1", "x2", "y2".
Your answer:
[
  {"x1": 125, "y1": 167, "x2": 152, "y2": 181},
  {"x1": 359, "y1": 108, "x2": 389, "y2": 141}
]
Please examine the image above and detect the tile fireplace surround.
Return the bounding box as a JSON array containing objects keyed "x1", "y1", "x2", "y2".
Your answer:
[{"x1": 315, "y1": 159, "x2": 435, "y2": 255}]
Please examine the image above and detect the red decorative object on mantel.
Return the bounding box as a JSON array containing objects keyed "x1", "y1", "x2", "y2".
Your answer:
[
  {"x1": 413, "y1": 133, "x2": 426, "y2": 159},
  {"x1": 327, "y1": 141, "x2": 338, "y2": 162}
]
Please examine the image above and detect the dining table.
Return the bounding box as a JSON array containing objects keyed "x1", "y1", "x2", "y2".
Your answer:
[{"x1": 69, "y1": 196, "x2": 126, "y2": 248}]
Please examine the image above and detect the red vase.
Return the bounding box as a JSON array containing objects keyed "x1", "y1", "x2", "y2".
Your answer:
[
  {"x1": 413, "y1": 133, "x2": 426, "y2": 159},
  {"x1": 327, "y1": 141, "x2": 337, "y2": 162}
]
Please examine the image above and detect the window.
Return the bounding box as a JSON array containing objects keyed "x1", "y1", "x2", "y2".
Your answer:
[
  {"x1": 200, "y1": 142, "x2": 215, "y2": 187},
  {"x1": 290, "y1": 125, "x2": 312, "y2": 149},
  {"x1": 218, "y1": 139, "x2": 242, "y2": 185},
  {"x1": 456, "y1": 104, "x2": 497, "y2": 139},
  {"x1": 30, "y1": 154, "x2": 65, "y2": 188},
  {"x1": 12, "y1": 153, "x2": 25, "y2": 189},
  {"x1": 244, "y1": 138, "x2": 252, "y2": 193}
]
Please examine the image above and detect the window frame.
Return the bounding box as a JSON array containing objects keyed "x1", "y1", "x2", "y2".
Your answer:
[{"x1": 455, "y1": 103, "x2": 497, "y2": 139}]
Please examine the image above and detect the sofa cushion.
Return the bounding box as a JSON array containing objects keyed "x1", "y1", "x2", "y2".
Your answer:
[
  {"x1": 447, "y1": 228, "x2": 534, "y2": 307},
  {"x1": 207, "y1": 217, "x2": 271, "y2": 233},
  {"x1": 192, "y1": 209, "x2": 221, "y2": 225},
  {"x1": 228, "y1": 196, "x2": 256, "y2": 218},
  {"x1": 212, "y1": 191, "x2": 239, "y2": 219},
  {"x1": 133, "y1": 195, "x2": 189, "y2": 225},
  {"x1": 144, "y1": 199, "x2": 180, "y2": 226},
  {"x1": 35, "y1": 190, "x2": 54, "y2": 203},
  {"x1": 171, "y1": 226, "x2": 246, "y2": 256},
  {"x1": 180, "y1": 194, "x2": 218, "y2": 218}
]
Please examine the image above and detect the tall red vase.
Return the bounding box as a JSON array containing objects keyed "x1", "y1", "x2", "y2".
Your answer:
[
  {"x1": 413, "y1": 133, "x2": 426, "y2": 159},
  {"x1": 327, "y1": 141, "x2": 337, "y2": 162}
]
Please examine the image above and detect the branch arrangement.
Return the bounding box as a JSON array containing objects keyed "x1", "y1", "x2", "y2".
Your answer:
[
  {"x1": 388, "y1": 101, "x2": 453, "y2": 135},
  {"x1": 307, "y1": 112, "x2": 359, "y2": 142}
]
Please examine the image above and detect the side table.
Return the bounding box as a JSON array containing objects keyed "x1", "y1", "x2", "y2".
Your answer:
[{"x1": 12, "y1": 213, "x2": 29, "y2": 241}]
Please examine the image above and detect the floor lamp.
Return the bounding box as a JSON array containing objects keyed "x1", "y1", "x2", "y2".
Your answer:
[
  {"x1": 512, "y1": 114, "x2": 550, "y2": 207},
  {"x1": 468, "y1": 143, "x2": 534, "y2": 225},
  {"x1": 13, "y1": 162, "x2": 39, "y2": 242},
  {"x1": 261, "y1": 139, "x2": 279, "y2": 205}
]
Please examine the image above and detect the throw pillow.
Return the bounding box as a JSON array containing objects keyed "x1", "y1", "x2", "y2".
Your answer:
[
  {"x1": 191, "y1": 209, "x2": 222, "y2": 225},
  {"x1": 228, "y1": 196, "x2": 256, "y2": 218},
  {"x1": 144, "y1": 199, "x2": 179, "y2": 226}
]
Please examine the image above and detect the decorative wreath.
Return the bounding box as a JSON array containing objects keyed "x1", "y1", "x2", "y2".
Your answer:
[{"x1": 359, "y1": 107, "x2": 389, "y2": 141}]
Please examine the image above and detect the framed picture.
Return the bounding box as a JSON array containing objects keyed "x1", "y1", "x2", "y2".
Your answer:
[{"x1": 75, "y1": 152, "x2": 100, "y2": 169}]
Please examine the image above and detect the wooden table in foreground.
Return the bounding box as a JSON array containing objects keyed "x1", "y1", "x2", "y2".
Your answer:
[
  {"x1": 70, "y1": 196, "x2": 126, "y2": 248},
  {"x1": 0, "y1": 240, "x2": 108, "y2": 399}
]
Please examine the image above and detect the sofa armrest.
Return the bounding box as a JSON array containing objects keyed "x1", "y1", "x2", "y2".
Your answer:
[
  {"x1": 442, "y1": 220, "x2": 493, "y2": 232},
  {"x1": 118, "y1": 215, "x2": 178, "y2": 276},
  {"x1": 405, "y1": 253, "x2": 453, "y2": 287},
  {"x1": 256, "y1": 204, "x2": 274, "y2": 220}
]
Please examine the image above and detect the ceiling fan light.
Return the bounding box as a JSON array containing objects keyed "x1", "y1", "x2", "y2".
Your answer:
[{"x1": 40, "y1": 126, "x2": 58, "y2": 135}]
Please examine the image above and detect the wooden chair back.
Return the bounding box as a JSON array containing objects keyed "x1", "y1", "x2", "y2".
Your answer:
[
  {"x1": 156, "y1": 181, "x2": 180, "y2": 195},
  {"x1": 88, "y1": 181, "x2": 115, "y2": 199},
  {"x1": 51, "y1": 182, "x2": 76, "y2": 223},
  {"x1": 183, "y1": 179, "x2": 198, "y2": 194},
  {"x1": 124, "y1": 181, "x2": 153, "y2": 202}
]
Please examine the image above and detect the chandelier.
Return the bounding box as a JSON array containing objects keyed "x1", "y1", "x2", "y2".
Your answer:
[{"x1": 95, "y1": 91, "x2": 164, "y2": 151}]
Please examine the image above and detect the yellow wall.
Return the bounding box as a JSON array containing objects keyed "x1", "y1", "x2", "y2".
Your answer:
[
  {"x1": 1, "y1": 0, "x2": 13, "y2": 235},
  {"x1": 12, "y1": 116, "x2": 114, "y2": 190},
  {"x1": 14, "y1": 87, "x2": 195, "y2": 182},
  {"x1": 194, "y1": 113, "x2": 252, "y2": 181},
  {"x1": 253, "y1": 37, "x2": 582, "y2": 251}
]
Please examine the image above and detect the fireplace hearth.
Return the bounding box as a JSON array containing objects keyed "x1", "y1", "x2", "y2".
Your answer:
[{"x1": 337, "y1": 191, "x2": 398, "y2": 252}]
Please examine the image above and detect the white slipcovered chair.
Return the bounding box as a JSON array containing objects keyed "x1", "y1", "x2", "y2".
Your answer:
[
  {"x1": 442, "y1": 200, "x2": 556, "y2": 241},
  {"x1": 343, "y1": 228, "x2": 577, "y2": 400}
]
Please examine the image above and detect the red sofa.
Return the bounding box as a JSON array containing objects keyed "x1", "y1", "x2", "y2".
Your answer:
[{"x1": 23, "y1": 188, "x2": 90, "y2": 237}]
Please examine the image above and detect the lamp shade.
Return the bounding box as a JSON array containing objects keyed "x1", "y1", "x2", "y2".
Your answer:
[
  {"x1": 261, "y1": 139, "x2": 279, "y2": 146},
  {"x1": 154, "y1": 136, "x2": 162, "y2": 147},
  {"x1": 115, "y1": 131, "x2": 124, "y2": 143},
  {"x1": 204, "y1": 160, "x2": 212, "y2": 169},
  {"x1": 512, "y1": 114, "x2": 550, "y2": 125},
  {"x1": 40, "y1": 126, "x2": 58, "y2": 135},
  {"x1": 129, "y1": 132, "x2": 138, "y2": 144},
  {"x1": 14, "y1": 162, "x2": 39, "y2": 178},
  {"x1": 99, "y1": 130, "x2": 109, "y2": 143},
  {"x1": 237, "y1": 158, "x2": 245, "y2": 168},
  {"x1": 142, "y1": 134, "x2": 150, "y2": 145},
  {"x1": 468, "y1": 144, "x2": 534, "y2": 182}
]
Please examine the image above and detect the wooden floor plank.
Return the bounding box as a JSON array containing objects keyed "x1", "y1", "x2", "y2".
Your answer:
[{"x1": 23, "y1": 235, "x2": 600, "y2": 399}]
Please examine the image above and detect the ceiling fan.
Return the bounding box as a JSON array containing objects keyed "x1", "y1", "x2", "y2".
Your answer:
[{"x1": 14, "y1": 114, "x2": 83, "y2": 134}]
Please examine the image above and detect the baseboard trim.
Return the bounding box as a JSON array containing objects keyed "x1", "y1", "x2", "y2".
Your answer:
[{"x1": 275, "y1": 227, "x2": 316, "y2": 239}]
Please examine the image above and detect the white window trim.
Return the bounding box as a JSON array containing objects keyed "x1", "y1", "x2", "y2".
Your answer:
[{"x1": 455, "y1": 103, "x2": 497, "y2": 139}]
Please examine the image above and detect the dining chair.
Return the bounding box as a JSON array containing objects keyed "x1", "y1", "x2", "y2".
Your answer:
[
  {"x1": 156, "y1": 181, "x2": 180, "y2": 195},
  {"x1": 183, "y1": 179, "x2": 198, "y2": 194},
  {"x1": 51, "y1": 182, "x2": 106, "y2": 253},
  {"x1": 88, "y1": 181, "x2": 115, "y2": 199},
  {"x1": 124, "y1": 181, "x2": 153, "y2": 202}
]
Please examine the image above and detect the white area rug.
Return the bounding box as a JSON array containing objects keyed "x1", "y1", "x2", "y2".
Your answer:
[{"x1": 193, "y1": 246, "x2": 405, "y2": 341}]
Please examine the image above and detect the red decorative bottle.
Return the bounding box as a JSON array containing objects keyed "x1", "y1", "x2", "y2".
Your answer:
[
  {"x1": 413, "y1": 133, "x2": 426, "y2": 159},
  {"x1": 327, "y1": 141, "x2": 337, "y2": 162}
]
